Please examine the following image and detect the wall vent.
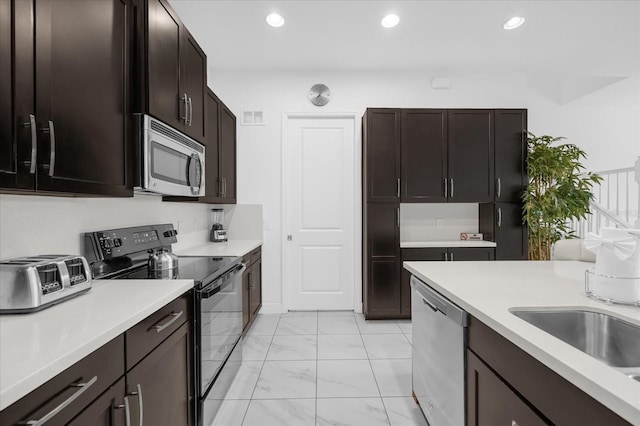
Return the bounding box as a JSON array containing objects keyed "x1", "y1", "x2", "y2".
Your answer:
[{"x1": 241, "y1": 111, "x2": 265, "y2": 126}]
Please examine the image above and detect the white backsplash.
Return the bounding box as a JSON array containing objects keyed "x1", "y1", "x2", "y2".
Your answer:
[
  {"x1": 0, "y1": 193, "x2": 263, "y2": 260},
  {"x1": 400, "y1": 203, "x2": 479, "y2": 242}
]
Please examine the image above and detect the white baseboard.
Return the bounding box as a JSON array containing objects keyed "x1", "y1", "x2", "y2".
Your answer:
[{"x1": 258, "y1": 303, "x2": 284, "y2": 314}]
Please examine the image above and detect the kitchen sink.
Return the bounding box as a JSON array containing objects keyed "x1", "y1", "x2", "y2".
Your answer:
[{"x1": 510, "y1": 309, "x2": 640, "y2": 368}]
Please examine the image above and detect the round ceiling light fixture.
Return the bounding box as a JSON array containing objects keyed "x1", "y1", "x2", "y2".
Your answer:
[
  {"x1": 503, "y1": 16, "x2": 525, "y2": 30},
  {"x1": 266, "y1": 13, "x2": 285, "y2": 28},
  {"x1": 381, "y1": 14, "x2": 400, "y2": 28}
]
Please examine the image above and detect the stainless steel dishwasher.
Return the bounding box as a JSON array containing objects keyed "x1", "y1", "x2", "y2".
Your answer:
[{"x1": 411, "y1": 275, "x2": 468, "y2": 426}]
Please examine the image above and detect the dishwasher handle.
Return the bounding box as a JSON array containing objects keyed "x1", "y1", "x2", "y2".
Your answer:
[{"x1": 411, "y1": 275, "x2": 468, "y2": 327}]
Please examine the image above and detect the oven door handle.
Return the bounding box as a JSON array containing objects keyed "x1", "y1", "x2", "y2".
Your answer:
[
  {"x1": 200, "y1": 284, "x2": 221, "y2": 299},
  {"x1": 199, "y1": 263, "x2": 246, "y2": 298}
]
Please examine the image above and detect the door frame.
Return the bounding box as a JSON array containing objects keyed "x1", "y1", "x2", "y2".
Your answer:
[{"x1": 281, "y1": 112, "x2": 362, "y2": 313}]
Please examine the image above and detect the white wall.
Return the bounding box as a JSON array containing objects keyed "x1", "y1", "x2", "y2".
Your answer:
[{"x1": 208, "y1": 70, "x2": 640, "y2": 311}]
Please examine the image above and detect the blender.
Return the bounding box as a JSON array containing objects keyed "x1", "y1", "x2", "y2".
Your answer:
[{"x1": 210, "y1": 209, "x2": 228, "y2": 242}]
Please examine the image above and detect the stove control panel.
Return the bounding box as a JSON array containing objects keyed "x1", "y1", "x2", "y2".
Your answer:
[{"x1": 84, "y1": 224, "x2": 178, "y2": 261}]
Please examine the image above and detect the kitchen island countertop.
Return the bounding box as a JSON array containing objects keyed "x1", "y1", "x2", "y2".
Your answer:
[
  {"x1": 404, "y1": 260, "x2": 640, "y2": 425},
  {"x1": 0, "y1": 278, "x2": 193, "y2": 411}
]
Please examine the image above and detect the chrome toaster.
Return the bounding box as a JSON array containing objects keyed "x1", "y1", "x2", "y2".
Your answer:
[{"x1": 0, "y1": 255, "x2": 92, "y2": 313}]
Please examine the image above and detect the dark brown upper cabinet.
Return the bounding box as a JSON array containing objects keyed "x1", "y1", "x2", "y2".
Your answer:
[
  {"x1": 136, "y1": 0, "x2": 207, "y2": 143},
  {"x1": 363, "y1": 109, "x2": 401, "y2": 203},
  {"x1": 401, "y1": 109, "x2": 447, "y2": 202},
  {"x1": 447, "y1": 109, "x2": 494, "y2": 203},
  {"x1": 1, "y1": 0, "x2": 133, "y2": 197},
  {"x1": 163, "y1": 87, "x2": 236, "y2": 204},
  {"x1": 495, "y1": 109, "x2": 527, "y2": 202},
  {"x1": 218, "y1": 103, "x2": 237, "y2": 203}
]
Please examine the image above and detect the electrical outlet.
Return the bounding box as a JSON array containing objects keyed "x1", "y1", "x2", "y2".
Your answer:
[
  {"x1": 177, "y1": 221, "x2": 184, "y2": 233},
  {"x1": 263, "y1": 220, "x2": 271, "y2": 230},
  {"x1": 436, "y1": 218, "x2": 444, "y2": 229}
]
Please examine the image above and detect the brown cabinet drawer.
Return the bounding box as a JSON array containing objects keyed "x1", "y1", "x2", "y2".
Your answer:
[
  {"x1": 0, "y1": 335, "x2": 124, "y2": 426},
  {"x1": 250, "y1": 246, "x2": 262, "y2": 264},
  {"x1": 125, "y1": 292, "x2": 191, "y2": 370}
]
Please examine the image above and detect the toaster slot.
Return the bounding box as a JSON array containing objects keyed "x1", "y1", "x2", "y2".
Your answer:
[
  {"x1": 65, "y1": 258, "x2": 88, "y2": 285},
  {"x1": 37, "y1": 265, "x2": 63, "y2": 295}
]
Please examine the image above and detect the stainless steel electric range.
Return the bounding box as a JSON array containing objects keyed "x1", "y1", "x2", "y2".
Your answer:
[{"x1": 84, "y1": 223, "x2": 245, "y2": 426}]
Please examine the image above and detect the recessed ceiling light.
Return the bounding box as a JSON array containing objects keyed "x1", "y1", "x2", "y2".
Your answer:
[
  {"x1": 503, "y1": 16, "x2": 525, "y2": 30},
  {"x1": 266, "y1": 13, "x2": 285, "y2": 28},
  {"x1": 381, "y1": 14, "x2": 400, "y2": 29}
]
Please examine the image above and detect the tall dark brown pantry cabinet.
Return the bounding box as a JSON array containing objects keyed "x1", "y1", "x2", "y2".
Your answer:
[
  {"x1": 362, "y1": 108, "x2": 528, "y2": 319},
  {"x1": 1, "y1": 0, "x2": 133, "y2": 196}
]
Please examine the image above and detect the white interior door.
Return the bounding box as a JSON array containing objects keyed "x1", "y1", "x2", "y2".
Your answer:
[{"x1": 285, "y1": 115, "x2": 356, "y2": 310}]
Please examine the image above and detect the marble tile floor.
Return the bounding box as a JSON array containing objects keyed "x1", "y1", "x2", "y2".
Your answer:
[{"x1": 208, "y1": 311, "x2": 427, "y2": 426}]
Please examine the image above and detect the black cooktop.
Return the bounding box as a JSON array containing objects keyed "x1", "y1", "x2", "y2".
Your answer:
[{"x1": 116, "y1": 256, "x2": 240, "y2": 289}]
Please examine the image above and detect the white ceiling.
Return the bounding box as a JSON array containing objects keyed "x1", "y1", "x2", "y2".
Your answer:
[{"x1": 170, "y1": 0, "x2": 640, "y2": 77}]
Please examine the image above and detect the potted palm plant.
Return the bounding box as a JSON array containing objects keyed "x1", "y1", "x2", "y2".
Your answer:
[{"x1": 523, "y1": 132, "x2": 602, "y2": 260}]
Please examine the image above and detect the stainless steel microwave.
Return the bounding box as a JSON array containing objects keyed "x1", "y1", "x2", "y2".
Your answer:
[{"x1": 134, "y1": 114, "x2": 205, "y2": 197}]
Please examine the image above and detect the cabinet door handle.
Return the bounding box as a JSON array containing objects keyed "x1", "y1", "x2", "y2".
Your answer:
[
  {"x1": 18, "y1": 376, "x2": 97, "y2": 425},
  {"x1": 450, "y1": 252, "x2": 454, "y2": 261},
  {"x1": 45, "y1": 121, "x2": 56, "y2": 177},
  {"x1": 128, "y1": 384, "x2": 143, "y2": 426},
  {"x1": 180, "y1": 93, "x2": 189, "y2": 123},
  {"x1": 397, "y1": 178, "x2": 400, "y2": 198},
  {"x1": 218, "y1": 177, "x2": 223, "y2": 197},
  {"x1": 396, "y1": 207, "x2": 400, "y2": 227},
  {"x1": 23, "y1": 114, "x2": 37, "y2": 174},
  {"x1": 188, "y1": 96, "x2": 193, "y2": 126},
  {"x1": 224, "y1": 177, "x2": 228, "y2": 198},
  {"x1": 443, "y1": 178, "x2": 447, "y2": 198},
  {"x1": 450, "y1": 178, "x2": 454, "y2": 198},
  {"x1": 116, "y1": 397, "x2": 132, "y2": 426},
  {"x1": 496, "y1": 177, "x2": 501, "y2": 198},
  {"x1": 150, "y1": 311, "x2": 183, "y2": 333},
  {"x1": 511, "y1": 421, "x2": 519, "y2": 426},
  {"x1": 444, "y1": 252, "x2": 448, "y2": 261},
  {"x1": 497, "y1": 207, "x2": 502, "y2": 227},
  {"x1": 248, "y1": 271, "x2": 253, "y2": 289}
]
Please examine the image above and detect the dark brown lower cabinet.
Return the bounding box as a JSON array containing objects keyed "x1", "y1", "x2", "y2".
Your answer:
[
  {"x1": 0, "y1": 336, "x2": 125, "y2": 426},
  {"x1": 363, "y1": 203, "x2": 401, "y2": 319},
  {"x1": 479, "y1": 202, "x2": 528, "y2": 260},
  {"x1": 126, "y1": 321, "x2": 192, "y2": 426},
  {"x1": 467, "y1": 350, "x2": 550, "y2": 426},
  {"x1": 467, "y1": 316, "x2": 630, "y2": 426},
  {"x1": 242, "y1": 246, "x2": 263, "y2": 332},
  {"x1": 67, "y1": 378, "x2": 127, "y2": 426},
  {"x1": 0, "y1": 294, "x2": 193, "y2": 426}
]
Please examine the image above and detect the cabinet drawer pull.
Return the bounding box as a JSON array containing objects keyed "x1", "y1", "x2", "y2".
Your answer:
[
  {"x1": 450, "y1": 178, "x2": 454, "y2": 198},
  {"x1": 150, "y1": 311, "x2": 183, "y2": 333},
  {"x1": 497, "y1": 207, "x2": 503, "y2": 228},
  {"x1": 444, "y1": 178, "x2": 447, "y2": 198},
  {"x1": 23, "y1": 114, "x2": 37, "y2": 174},
  {"x1": 397, "y1": 178, "x2": 401, "y2": 198},
  {"x1": 19, "y1": 376, "x2": 97, "y2": 425},
  {"x1": 496, "y1": 177, "x2": 502, "y2": 198}
]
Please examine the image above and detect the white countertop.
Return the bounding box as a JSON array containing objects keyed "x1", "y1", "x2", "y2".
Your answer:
[
  {"x1": 404, "y1": 260, "x2": 640, "y2": 425},
  {"x1": 174, "y1": 239, "x2": 262, "y2": 257},
  {"x1": 401, "y1": 240, "x2": 497, "y2": 248},
  {"x1": 0, "y1": 278, "x2": 193, "y2": 411}
]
